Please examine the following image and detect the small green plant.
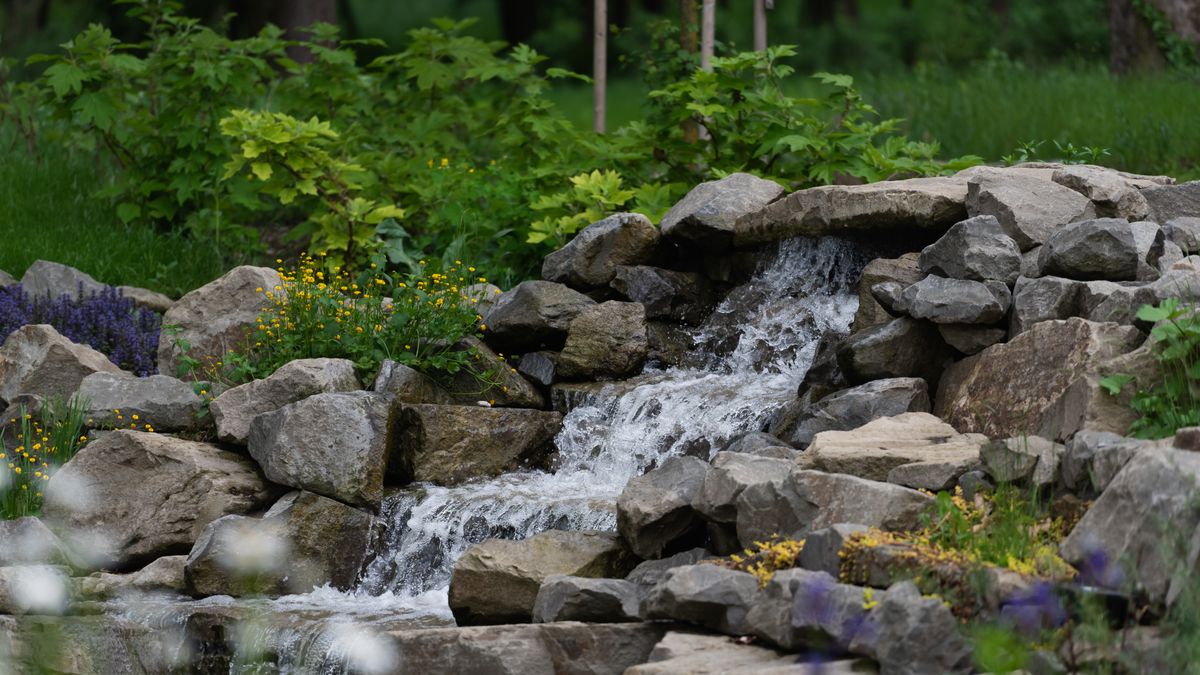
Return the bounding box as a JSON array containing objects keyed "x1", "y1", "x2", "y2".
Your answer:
[
  {"x1": 1100, "y1": 298, "x2": 1200, "y2": 439},
  {"x1": 527, "y1": 170, "x2": 677, "y2": 249},
  {"x1": 1002, "y1": 139, "x2": 1112, "y2": 165},
  {"x1": 0, "y1": 397, "x2": 90, "y2": 519}
]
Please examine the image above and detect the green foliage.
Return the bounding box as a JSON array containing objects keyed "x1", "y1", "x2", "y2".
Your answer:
[
  {"x1": 1, "y1": 397, "x2": 90, "y2": 519},
  {"x1": 1001, "y1": 139, "x2": 1112, "y2": 166},
  {"x1": 1101, "y1": 298, "x2": 1200, "y2": 438},
  {"x1": 1134, "y1": 0, "x2": 1200, "y2": 71}
]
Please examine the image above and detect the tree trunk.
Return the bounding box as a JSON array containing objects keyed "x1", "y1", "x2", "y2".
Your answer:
[
  {"x1": 274, "y1": 0, "x2": 337, "y2": 62},
  {"x1": 1108, "y1": 0, "x2": 1168, "y2": 73},
  {"x1": 1, "y1": 0, "x2": 48, "y2": 48},
  {"x1": 679, "y1": 0, "x2": 699, "y2": 143},
  {"x1": 594, "y1": 0, "x2": 607, "y2": 133},
  {"x1": 753, "y1": 0, "x2": 767, "y2": 51},
  {"x1": 700, "y1": 0, "x2": 715, "y2": 71}
]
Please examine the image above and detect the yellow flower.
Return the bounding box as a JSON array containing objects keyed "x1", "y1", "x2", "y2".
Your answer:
[{"x1": 440, "y1": 157, "x2": 449, "y2": 168}]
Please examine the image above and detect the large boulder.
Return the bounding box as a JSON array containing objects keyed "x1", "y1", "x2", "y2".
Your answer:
[
  {"x1": 532, "y1": 576, "x2": 640, "y2": 623},
  {"x1": 1040, "y1": 341, "x2": 1160, "y2": 441},
  {"x1": 1009, "y1": 276, "x2": 1082, "y2": 335},
  {"x1": 625, "y1": 548, "x2": 712, "y2": 596},
  {"x1": 936, "y1": 324, "x2": 1007, "y2": 355},
  {"x1": 771, "y1": 377, "x2": 931, "y2": 448},
  {"x1": 0, "y1": 324, "x2": 125, "y2": 405},
  {"x1": 965, "y1": 173, "x2": 1097, "y2": 250},
  {"x1": 247, "y1": 391, "x2": 397, "y2": 510},
  {"x1": 76, "y1": 372, "x2": 203, "y2": 432},
  {"x1": 1164, "y1": 217, "x2": 1200, "y2": 254},
  {"x1": 157, "y1": 266, "x2": 281, "y2": 378},
  {"x1": 555, "y1": 301, "x2": 648, "y2": 380},
  {"x1": 642, "y1": 564, "x2": 759, "y2": 635},
  {"x1": 1142, "y1": 180, "x2": 1200, "y2": 223},
  {"x1": 935, "y1": 318, "x2": 1144, "y2": 438},
  {"x1": 185, "y1": 490, "x2": 373, "y2": 597},
  {"x1": 617, "y1": 456, "x2": 709, "y2": 559},
  {"x1": 853, "y1": 254, "x2": 923, "y2": 332},
  {"x1": 737, "y1": 177, "x2": 969, "y2": 245},
  {"x1": 1060, "y1": 448, "x2": 1200, "y2": 608},
  {"x1": 693, "y1": 452, "x2": 794, "y2": 524},
  {"x1": 659, "y1": 172, "x2": 786, "y2": 248},
  {"x1": 448, "y1": 530, "x2": 636, "y2": 625},
  {"x1": 43, "y1": 430, "x2": 274, "y2": 568},
  {"x1": 837, "y1": 318, "x2": 953, "y2": 385},
  {"x1": 19, "y1": 260, "x2": 105, "y2": 301},
  {"x1": 1037, "y1": 218, "x2": 1164, "y2": 281},
  {"x1": 901, "y1": 276, "x2": 1011, "y2": 325},
  {"x1": 735, "y1": 469, "x2": 932, "y2": 545},
  {"x1": 806, "y1": 412, "x2": 986, "y2": 483},
  {"x1": 1051, "y1": 165, "x2": 1151, "y2": 220},
  {"x1": 482, "y1": 281, "x2": 596, "y2": 353},
  {"x1": 610, "y1": 266, "x2": 714, "y2": 325},
  {"x1": 849, "y1": 580, "x2": 974, "y2": 675},
  {"x1": 389, "y1": 404, "x2": 562, "y2": 486},
  {"x1": 210, "y1": 358, "x2": 361, "y2": 445},
  {"x1": 918, "y1": 215, "x2": 1022, "y2": 283},
  {"x1": 372, "y1": 360, "x2": 451, "y2": 404},
  {"x1": 542, "y1": 213, "x2": 659, "y2": 288}
]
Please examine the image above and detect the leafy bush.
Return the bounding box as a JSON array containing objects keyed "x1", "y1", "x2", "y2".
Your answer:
[
  {"x1": 0, "y1": 397, "x2": 90, "y2": 519},
  {"x1": 1101, "y1": 298, "x2": 1200, "y2": 438},
  {"x1": 0, "y1": 284, "x2": 161, "y2": 376}
]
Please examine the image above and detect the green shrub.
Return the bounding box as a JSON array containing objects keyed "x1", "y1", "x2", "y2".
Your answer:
[{"x1": 1, "y1": 397, "x2": 90, "y2": 519}]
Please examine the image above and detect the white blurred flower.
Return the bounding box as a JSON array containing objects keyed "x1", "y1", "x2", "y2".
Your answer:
[
  {"x1": 59, "y1": 528, "x2": 118, "y2": 570},
  {"x1": 216, "y1": 520, "x2": 289, "y2": 577},
  {"x1": 42, "y1": 470, "x2": 95, "y2": 515},
  {"x1": 327, "y1": 622, "x2": 398, "y2": 675},
  {"x1": 9, "y1": 565, "x2": 68, "y2": 615}
]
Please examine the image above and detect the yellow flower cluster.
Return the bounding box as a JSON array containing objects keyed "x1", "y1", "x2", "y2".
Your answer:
[{"x1": 717, "y1": 537, "x2": 805, "y2": 586}]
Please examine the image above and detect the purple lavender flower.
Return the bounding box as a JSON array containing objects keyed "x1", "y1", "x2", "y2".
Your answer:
[
  {"x1": 1076, "y1": 545, "x2": 1123, "y2": 589},
  {"x1": 1000, "y1": 581, "x2": 1067, "y2": 637}
]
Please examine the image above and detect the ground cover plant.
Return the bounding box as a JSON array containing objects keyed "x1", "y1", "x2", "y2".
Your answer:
[{"x1": 0, "y1": 398, "x2": 90, "y2": 519}]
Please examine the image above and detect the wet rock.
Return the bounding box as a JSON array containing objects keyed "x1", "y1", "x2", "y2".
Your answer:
[
  {"x1": 542, "y1": 212, "x2": 659, "y2": 288},
  {"x1": 1038, "y1": 218, "x2": 1164, "y2": 281},
  {"x1": 853, "y1": 254, "x2": 923, "y2": 332},
  {"x1": 610, "y1": 266, "x2": 713, "y2": 325},
  {"x1": 1009, "y1": 276, "x2": 1082, "y2": 335},
  {"x1": 211, "y1": 358, "x2": 361, "y2": 445},
  {"x1": 372, "y1": 360, "x2": 451, "y2": 403},
  {"x1": 556, "y1": 301, "x2": 648, "y2": 379},
  {"x1": 532, "y1": 576, "x2": 640, "y2": 623},
  {"x1": 625, "y1": 548, "x2": 712, "y2": 596},
  {"x1": 643, "y1": 564, "x2": 759, "y2": 634},
  {"x1": 918, "y1": 215, "x2": 1022, "y2": 283},
  {"x1": 935, "y1": 318, "x2": 1144, "y2": 438},
  {"x1": 798, "y1": 524, "x2": 869, "y2": 577},
  {"x1": 516, "y1": 351, "x2": 557, "y2": 387},
  {"x1": 738, "y1": 177, "x2": 969, "y2": 245},
  {"x1": 806, "y1": 412, "x2": 987, "y2": 483},
  {"x1": 735, "y1": 469, "x2": 933, "y2": 544},
  {"x1": 43, "y1": 430, "x2": 274, "y2": 568},
  {"x1": 448, "y1": 530, "x2": 636, "y2": 625},
  {"x1": 75, "y1": 555, "x2": 187, "y2": 600},
  {"x1": 693, "y1": 452, "x2": 793, "y2": 524},
  {"x1": 1052, "y1": 164, "x2": 1151, "y2": 220},
  {"x1": 660, "y1": 172, "x2": 786, "y2": 248},
  {"x1": 627, "y1": 630, "x2": 827, "y2": 675},
  {"x1": 837, "y1": 318, "x2": 953, "y2": 385},
  {"x1": 901, "y1": 276, "x2": 1010, "y2": 325},
  {"x1": 1142, "y1": 180, "x2": 1200, "y2": 223},
  {"x1": 617, "y1": 456, "x2": 709, "y2": 559},
  {"x1": 482, "y1": 280, "x2": 596, "y2": 352},
  {"x1": 77, "y1": 372, "x2": 203, "y2": 432},
  {"x1": 247, "y1": 391, "x2": 396, "y2": 510},
  {"x1": 0, "y1": 518, "x2": 74, "y2": 567},
  {"x1": 390, "y1": 404, "x2": 561, "y2": 486},
  {"x1": 1061, "y1": 447, "x2": 1200, "y2": 608},
  {"x1": 980, "y1": 436, "x2": 1064, "y2": 486},
  {"x1": 0, "y1": 324, "x2": 125, "y2": 405},
  {"x1": 936, "y1": 324, "x2": 1007, "y2": 355},
  {"x1": 444, "y1": 336, "x2": 545, "y2": 408},
  {"x1": 965, "y1": 173, "x2": 1097, "y2": 251},
  {"x1": 772, "y1": 377, "x2": 931, "y2": 448},
  {"x1": 19, "y1": 260, "x2": 105, "y2": 301},
  {"x1": 157, "y1": 266, "x2": 281, "y2": 378},
  {"x1": 645, "y1": 321, "x2": 695, "y2": 367},
  {"x1": 849, "y1": 580, "x2": 973, "y2": 675},
  {"x1": 1164, "y1": 217, "x2": 1200, "y2": 253}
]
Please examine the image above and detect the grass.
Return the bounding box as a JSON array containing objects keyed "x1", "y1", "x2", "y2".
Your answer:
[{"x1": 0, "y1": 140, "x2": 226, "y2": 298}]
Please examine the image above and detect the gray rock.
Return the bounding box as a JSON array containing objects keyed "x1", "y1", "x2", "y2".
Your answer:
[
  {"x1": 1038, "y1": 218, "x2": 1164, "y2": 281},
  {"x1": 0, "y1": 269, "x2": 14, "y2": 287},
  {"x1": 646, "y1": 321, "x2": 695, "y2": 367},
  {"x1": 837, "y1": 318, "x2": 953, "y2": 385},
  {"x1": 1052, "y1": 164, "x2": 1150, "y2": 220},
  {"x1": 1061, "y1": 430, "x2": 1127, "y2": 493},
  {"x1": 887, "y1": 457, "x2": 979, "y2": 492},
  {"x1": 372, "y1": 360, "x2": 451, "y2": 403},
  {"x1": 542, "y1": 212, "x2": 659, "y2": 288},
  {"x1": 1085, "y1": 268, "x2": 1200, "y2": 325},
  {"x1": 694, "y1": 452, "x2": 794, "y2": 524},
  {"x1": 798, "y1": 524, "x2": 869, "y2": 577},
  {"x1": 617, "y1": 456, "x2": 709, "y2": 559},
  {"x1": 660, "y1": 173, "x2": 786, "y2": 248},
  {"x1": 849, "y1": 580, "x2": 973, "y2": 675},
  {"x1": 918, "y1": 215, "x2": 1022, "y2": 283},
  {"x1": 966, "y1": 174, "x2": 1097, "y2": 251},
  {"x1": 1060, "y1": 448, "x2": 1200, "y2": 608},
  {"x1": 738, "y1": 177, "x2": 969, "y2": 246},
  {"x1": 556, "y1": 301, "x2": 648, "y2": 379},
  {"x1": 610, "y1": 266, "x2": 713, "y2": 325},
  {"x1": 1020, "y1": 246, "x2": 1043, "y2": 278},
  {"x1": 1142, "y1": 180, "x2": 1200, "y2": 223},
  {"x1": 444, "y1": 336, "x2": 545, "y2": 408},
  {"x1": 806, "y1": 412, "x2": 987, "y2": 482},
  {"x1": 390, "y1": 404, "x2": 561, "y2": 486},
  {"x1": 643, "y1": 564, "x2": 759, "y2": 635},
  {"x1": 157, "y1": 266, "x2": 281, "y2": 379},
  {"x1": 1164, "y1": 217, "x2": 1200, "y2": 253},
  {"x1": 722, "y1": 431, "x2": 793, "y2": 455},
  {"x1": 870, "y1": 281, "x2": 907, "y2": 316},
  {"x1": 449, "y1": 530, "x2": 636, "y2": 625},
  {"x1": 460, "y1": 282, "x2": 504, "y2": 317},
  {"x1": 980, "y1": 436, "x2": 1064, "y2": 486},
  {"x1": 1175, "y1": 427, "x2": 1200, "y2": 452},
  {"x1": 627, "y1": 630, "x2": 831, "y2": 675},
  {"x1": 901, "y1": 275, "x2": 1010, "y2": 325},
  {"x1": 749, "y1": 568, "x2": 881, "y2": 652},
  {"x1": 625, "y1": 548, "x2": 712, "y2": 595},
  {"x1": 853, "y1": 254, "x2": 923, "y2": 332},
  {"x1": 43, "y1": 430, "x2": 274, "y2": 568},
  {"x1": 75, "y1": 555, "x2": 187, "y2": 600},
  {"x1": 482, "y1": 280, "x2": 596, "y2": 352},
  {"x1": 957, "y1": 470, "x2": 994, "y2": 500},
  {"x1": 0, "y1": 324, "x2": 125, "y2": 405},
  {"x1": 0, "y1": 518, "x2": 74, "y2": 567},
  {"x1": 516, "y1": 351, "x2": 557, "y2": 387},
  {"x1": 772, "y1": 378, "x2": 931, "y2": 448},
  {"x1": 1159, "y1": 240, "x2": 1186, "y2": 272},
  {"x1": 247, "y1": 391, "x2": 396, "y2": 510},
  {"x1": 735, "y1": 469, "x2": 932, "y2": 545},
  {"x1": 116, "y1": 286, "x2": 174, "y2": 314},
  {"x1": 211, "y1": 357, "x2": 361, "y2": 445},
  {"x1": 20, "y1": 260, "x2": 105, "y2": 301},
  {"x1": 936, "y1": 324, "x2": 1006, "y2": 355},
  {"x1": 1039, "y1": 340, "x2": 1160, "y2": 442},
  {"x1": 76, "y1": 372, "x2": 203, "y2": 432},
  {"x1": 532, "y1": 575, "x2": 640, "y2": 623},
  {"x1": 1010, "y1": 276, "x2": 1082, "y2": 335}
]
